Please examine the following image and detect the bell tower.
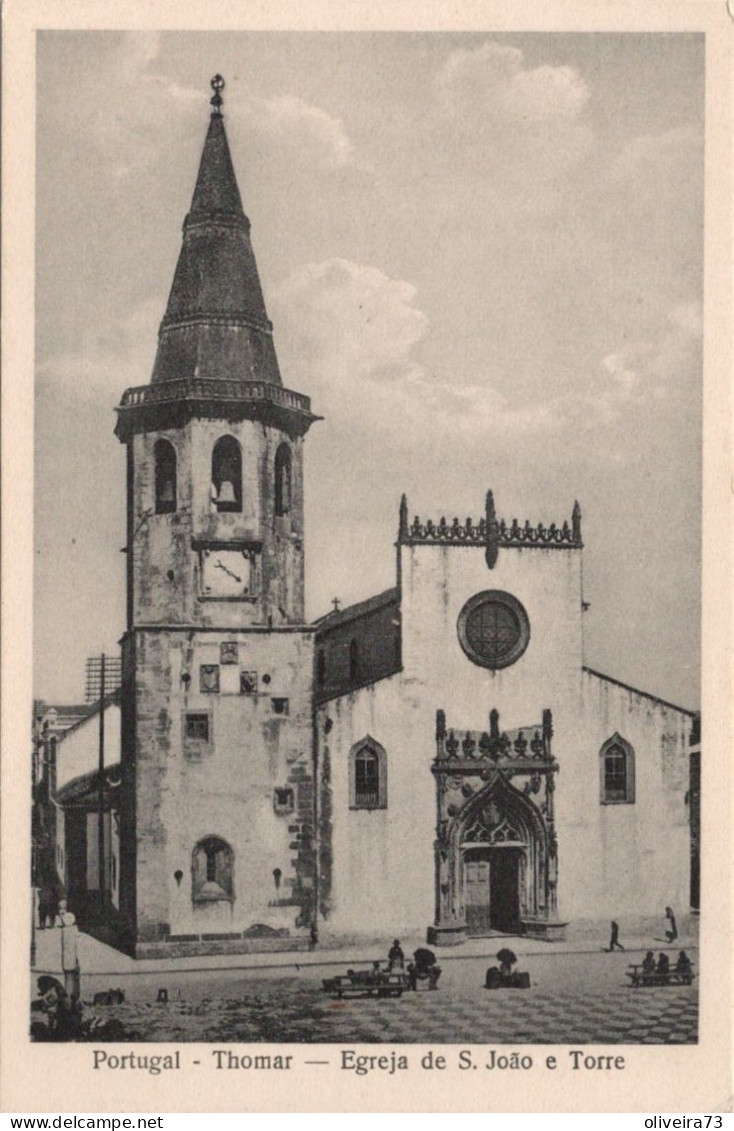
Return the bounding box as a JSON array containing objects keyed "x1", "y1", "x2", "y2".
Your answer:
[{"x1": 115, "y1": 78, "x2": 319, "y2": 957}]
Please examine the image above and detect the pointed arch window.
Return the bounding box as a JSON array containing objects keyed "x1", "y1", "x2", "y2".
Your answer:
[
  {"x1": 192, "y1": 836, "x2": 234, "y2": 901},
  {"x1": 599, "y1": 734, "x2": 635, "y2": 804},
  {"x1": 274, "y1": 443, "x2": 292, "y2": 517},
  {"x1": 349, "y1": 737, "x2": 387, "y2": 810},
  {"x1": 154, "y1": 439, "x2": 177, "y2": 514},
  {"x1": 211, "y1": 436, "x2": 242, "y2": 513}
]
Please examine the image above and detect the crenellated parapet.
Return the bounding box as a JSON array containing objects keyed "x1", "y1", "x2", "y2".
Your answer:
[
  {"x1": 434, "y1": 706, "x2": 555, "y2": 774},
  {"x1": 398, "y1": 491, "x2": 582, "y2": 568}
]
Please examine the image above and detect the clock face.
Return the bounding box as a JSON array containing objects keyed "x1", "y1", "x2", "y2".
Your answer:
[{"x1": 201, "y1": 549, "x2": 252, "y2": 598}]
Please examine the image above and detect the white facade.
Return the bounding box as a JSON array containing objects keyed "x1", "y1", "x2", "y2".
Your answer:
[{"x1": 315, "y1": 504, "x2": 695, "y2": 942}]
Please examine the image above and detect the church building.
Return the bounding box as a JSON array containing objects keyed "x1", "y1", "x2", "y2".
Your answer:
[{"x1": 113, "y1": 78, "x2": 699, "y2": 958}]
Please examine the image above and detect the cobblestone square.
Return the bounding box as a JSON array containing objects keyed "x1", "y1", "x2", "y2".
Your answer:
[{"x1": 66, "y1": 950, "x2": 697, "y2": 1045}]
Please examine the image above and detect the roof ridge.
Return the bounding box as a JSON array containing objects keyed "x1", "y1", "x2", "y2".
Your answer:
[
  {"x1": 582, "y1": 666, "x2": 696, "y2": 716},
  {"x1": 314, "y1": 586, "x2": 400, "y2": 628}
]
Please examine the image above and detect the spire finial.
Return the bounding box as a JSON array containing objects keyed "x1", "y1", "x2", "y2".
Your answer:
[
  {"x1": 399, "y1": 494, "x2": 409, "y2": 540},
  {"x1": 210, "y1": 74, "x2": 225, "y2": 116},
  {"x1": 485, "y1": 488, "x2": 499, "y2": 569}
]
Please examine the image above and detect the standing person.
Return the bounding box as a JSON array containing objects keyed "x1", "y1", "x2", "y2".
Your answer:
[
  {"x1": 56, "y1": 900, "x2": 80, "y2": 1002},
  {"x1": 665, "y1": 906, "x2": 678, "y2": 943},
  {"x1": 37, "y1": 883, "x2": 51, "y2": 931},
  {"x1": 607, "y1": 920, "x2": 625, "y2": 952},
  {"x1": 45, "y1": 877, "x2": 60, "y2": 929},
  {"x1": 387, "y1": 939, "x2": 405, "y2": 971}
]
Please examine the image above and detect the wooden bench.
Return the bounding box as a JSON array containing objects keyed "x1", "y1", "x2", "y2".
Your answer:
[
  {"x1": 626, "y1": 963, "x2": 695, "y2": 988},
  {"x1": 322, "y1": 970, "x2": 409, "y2": 999}
]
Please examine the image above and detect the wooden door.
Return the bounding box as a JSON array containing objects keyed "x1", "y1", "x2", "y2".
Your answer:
[{"x1": 464, "y1": 857, "x2": 491, "y2": 935}]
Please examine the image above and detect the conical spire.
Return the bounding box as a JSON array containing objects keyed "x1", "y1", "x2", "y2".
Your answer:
[
  {"x1": 188, "y1": 111, "x2": 246, "y2": 223},
  {"x1": 151, "y1": 76, "x2": 281, "y2": 386}
]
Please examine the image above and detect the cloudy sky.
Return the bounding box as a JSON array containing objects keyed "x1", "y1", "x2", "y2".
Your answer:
[{"x1": 35, "y1": 30, "x2": 703, "y2": 707}]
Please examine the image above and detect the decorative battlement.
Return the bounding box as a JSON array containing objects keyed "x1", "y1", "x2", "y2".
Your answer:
[
  {"x1": 434, "y1": 707, "x2": 555, "y2": 772},
  {"x1": 398, "y1": 491, "x2": 581, "y2": 568}
]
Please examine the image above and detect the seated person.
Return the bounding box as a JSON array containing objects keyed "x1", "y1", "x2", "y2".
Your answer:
[
  {"x1": 656, "y1": 952, "x2": 670, "y2": 976},
  {"x1": 31, "y1": 976, "x2": 83, "y2": 1041},
  {"x1": 408, "y1": 947, "x2": 441, "y2": 990},
  {"x1": 641, "y1": 951, "x2": 656, "y2": 984},
  {"x1": 486, "y1": 948, "x2": 519, "y2": 989},
  {"x1": 675, "y1": 951, "x2": 693, "y2": 982},
  {"x1": 388, "y1": 940, "x2": 405, "y2": 971}
]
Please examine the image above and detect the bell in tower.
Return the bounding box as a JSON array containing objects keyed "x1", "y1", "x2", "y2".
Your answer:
[
  {"x1": 113, "y1": 75, "x2": 321, "y2": 959},
  {"x1": 116, "y1": 74, "x2": 321, "y2": 628}
]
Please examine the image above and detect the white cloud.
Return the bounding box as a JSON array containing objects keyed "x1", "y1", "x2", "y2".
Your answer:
[
  {"x1": 37, "y1": 299, "x2": 160, "y2": 401},
  {"x1": 236, "y1": 94, "x2": 358, "y2": 170},
  {"x1": 596, "y1": 299, "x2": 702, "y2": 413},
  {"x1": 273, "y1": 257, "x2": 559, "y2": 437},
  {"x1": 274, "y1": 258, "x2": 428, "y2": 382},
  {"x1": 611, "y1": 127, "x2": 701, "y2": 181},
  {"x1": 508, "y1": 64, "x2": 589, "y2": 122},
  {"x1": 63, "y1": 36, "x2": 360, "y2": 181},
  {"x1": 438, "y1": 41, "x2": 589, "y2": 123}
]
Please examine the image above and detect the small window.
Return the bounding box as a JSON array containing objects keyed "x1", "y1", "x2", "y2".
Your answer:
[
  {"x1": 349, "y1": 737, "x2": 388, "y2": 810},
  {"x1": 185, "y1": 713, "x2": 210, "y2": 741},
  {"x1": 154, "y1": 439, "x2": 177, "y2": 514},
  {"x1": 599, "y1": 734, "x2": 635, "y2": 804},
  {"x1": 317, "y1": 650, "x2": 326, "y2": 688},
  {"x1": 192, "y1": 837, "x2": 233, "y2": 902},
  {"x1": 200, "y1": 665, "x2": 220, "y2": 693},
  {"x1": 220, "y1": 642, "x2": 238, "y2": 665},
  {"x1": 240, "y1": 671, "x2": 258, "y2": 695},
  {"x1": 274, "y1": 787, "x2": 295, "y2": 815},
  {"x1": 349, "y1": 639, "x2": 358, "y2": 683},
  {"x1": 274, "y1": 443, "x2": 292, "y2": 517},
  {"x1": 271, "y1": 697, "x2": 289, "y2": 716},
  {"x1": 211, "y1": 436, "x2": 242, "y2": 513}
]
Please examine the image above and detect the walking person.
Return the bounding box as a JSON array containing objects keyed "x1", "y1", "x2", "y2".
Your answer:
[
  {"x1": 664, "y1": 906, "x2": 678, "y2": 943},
  {"x1": 607, "y1": 919, "x2": 625, "y2": 952}
]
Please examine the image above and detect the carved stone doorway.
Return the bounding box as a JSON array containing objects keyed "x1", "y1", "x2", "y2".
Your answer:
[{"x1": 429, "y1": 708, "x2": 566, "y2": 946}]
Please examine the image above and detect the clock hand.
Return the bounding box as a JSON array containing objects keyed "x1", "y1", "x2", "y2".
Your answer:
[{"x1": 213, "y1": 560, "x2": 242, "y2": 583}]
